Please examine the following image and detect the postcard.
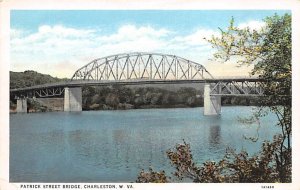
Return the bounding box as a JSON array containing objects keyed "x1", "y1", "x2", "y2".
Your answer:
[{"x1": 1, "y1": 0, "x2": 300, "y2": 190}]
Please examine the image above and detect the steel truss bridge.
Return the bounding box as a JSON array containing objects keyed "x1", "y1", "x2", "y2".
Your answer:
[
  {"x1": 71, "y1": 52, "x2": 214, "y2": 81},
  {"x1": 10, "y1": 52, "x2": 264, "y2": 99}
]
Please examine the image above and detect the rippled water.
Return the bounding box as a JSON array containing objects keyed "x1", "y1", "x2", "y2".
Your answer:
[{"x1": 10, "y1": 107, "x2": 279, "y2": 182}]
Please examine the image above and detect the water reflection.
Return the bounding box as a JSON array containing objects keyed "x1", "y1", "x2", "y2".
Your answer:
[{"x1": 209, "y1": 125, "x2": 221, "y2": 146}]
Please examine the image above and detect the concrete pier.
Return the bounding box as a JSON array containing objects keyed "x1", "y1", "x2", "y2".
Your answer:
[
  {"x1": 64, "y1": 87, "x2": 82, "y2": 112},
  {"x1": 16, "y1": 98, "x2": 27, "y2": 113},
  {"x1": 204, "y1": 84, "x2": 221, "y2": 115}
]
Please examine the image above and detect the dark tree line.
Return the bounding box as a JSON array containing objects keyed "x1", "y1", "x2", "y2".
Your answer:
[
  {"x1": 82, "y1": 86, "x2": 203, "y2": 110},
  {"x1": 81, "y1": 85, "x2": 259, "y2": 111}
]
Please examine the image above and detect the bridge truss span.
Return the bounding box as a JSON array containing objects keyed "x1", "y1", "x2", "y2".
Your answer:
[
  {"x1": 208, "y1": 79, "x2": 264, "y2": 96},
  {"x1": 11, "y1": 86, "x2": 65, "y2": 99},
  {"x1": 71, "y1": 52, "x2": 214, "y2": 81}
]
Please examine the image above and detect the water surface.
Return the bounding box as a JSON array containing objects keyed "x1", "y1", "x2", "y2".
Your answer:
[{"x1": 10, "y1": 107, "x2": 279, "y2": 182}]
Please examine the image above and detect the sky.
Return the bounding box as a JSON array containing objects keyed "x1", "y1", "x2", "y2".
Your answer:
[{"x1": 10, "y1": 10, "x2": 290, "y2": 78}]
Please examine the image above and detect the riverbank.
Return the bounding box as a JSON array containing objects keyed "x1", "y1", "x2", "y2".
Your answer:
[
  {"x1": 84, "y1": 102, "x2": 195, "y2": 111},
  {"x1": 10, "y1": 103, "x2": 200, "y2": 113},
  {"x1": 10, "y1": 94, "x2": 259, "y2": 113}
]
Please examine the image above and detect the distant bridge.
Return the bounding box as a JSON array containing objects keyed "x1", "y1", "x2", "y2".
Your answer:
[{"x1": 10, "y1": 52, "x2": 264, "y2": 115}]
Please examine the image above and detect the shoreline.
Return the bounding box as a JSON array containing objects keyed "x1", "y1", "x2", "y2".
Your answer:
[{"x1": 10, "y1": 104, "x2": 253, "y2": 114}]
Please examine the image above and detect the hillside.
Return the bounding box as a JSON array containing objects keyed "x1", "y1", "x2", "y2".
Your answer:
[{"x1": 10, "y1": 70, "x2": 64, "y2": 89}]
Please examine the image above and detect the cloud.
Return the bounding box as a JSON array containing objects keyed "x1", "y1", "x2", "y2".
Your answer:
[
  {"x1": 10, "y1": 29, "x2": 23, "y2": 39},
  {"x1": 98, "y1": 25, "x2": 170, "y2": 42},
  {"x1": 172, "y1": 29, "x2": 219, "y2": 46},
  {"x1": 11, "y1": 25, "x2": 98, "y2": 70},
  {"x1": 38, "y1": 25, "x2": 96, "y2": 37},
  {"x1": 238, "y1": 20, "x2": 265, "y2": 31},
  {"x1": 11, "y1": 24, "x2": 246, "y2": 78},
  {"x1": 92, "y1": 25, "x2": 171, "y2": 55}
]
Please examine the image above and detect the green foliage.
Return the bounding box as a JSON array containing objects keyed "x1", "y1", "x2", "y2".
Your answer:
[
  {"x1": 105, "y1": 93, "x2": 120, "y2": 109},
  {"x1": 10, "y1": 70, "x2": 63, "y2": 89},
  {"x1": 82, "y1": 85, "x2": 208, "y2": 110},
  {"x1": 207, "y1": 13, "x2": 291, "y2": 182},
  {"x1": 207, "y1": 13, "x2": 291, "y2": 107},
  {"x1": 81, "y1": 85, "x2": 260, "y2": 110},
  {"x1": 27, "y1": 98, "x2": 48, "y2": 112}
]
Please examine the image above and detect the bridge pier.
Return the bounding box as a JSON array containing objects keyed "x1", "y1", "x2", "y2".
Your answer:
[
  {"x1": 16, "y1": 98, "x2": 27, "y2": 113},
  {"x1": 204, "y1": 84, "x2": 221, "y2": 115},
  {"x1": 64, "y1": 87, "x2": 82, "y2": 112}
]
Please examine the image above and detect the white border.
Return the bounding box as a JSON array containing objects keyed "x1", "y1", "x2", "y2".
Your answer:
[{"x1": 1, "y1": 0, "x2": 300, "y2": 190}]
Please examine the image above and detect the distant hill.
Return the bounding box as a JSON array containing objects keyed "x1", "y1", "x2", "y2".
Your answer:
[
  {"x1": 10, "y1": 70, "x2": 65, "y2": 89},
  {"x1": 9, "y1": 70, "x2": 204, "y2": 91}
]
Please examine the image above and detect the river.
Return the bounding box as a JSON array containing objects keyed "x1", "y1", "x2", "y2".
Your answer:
[{"x1": 10, "y1": 107, "x2": 279, "y2": 182}]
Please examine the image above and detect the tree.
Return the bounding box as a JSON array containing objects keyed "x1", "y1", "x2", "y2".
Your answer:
[
  {"x1": 137, "y1": 13, "x2": 292, "y2": 183},
  {"x1": 111, "y1": 85, "x2": 133, "y2": 103},
  {"x1": 207, "y1": 13, "x2": 291, "y2": 182},
  {"x1": 137, "y1": 137, "x2": 285, "y2": 183},
  {"x1": 91, "y1": 94, "x2": 102, "y2": 105},
  {"x1": 105, "y1": 93, "x2": 120, "y2": 109}
]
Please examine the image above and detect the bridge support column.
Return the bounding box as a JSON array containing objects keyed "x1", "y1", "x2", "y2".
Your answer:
[
  {"x1": 64, "y1": 87, "x2": 82, "y2": 112},
  {"x1": 204, "y1": 84, "x2": 221, "y2": 115},
  {"x1": 16, "y1": 98, "x2": 27, "y2": 113}
]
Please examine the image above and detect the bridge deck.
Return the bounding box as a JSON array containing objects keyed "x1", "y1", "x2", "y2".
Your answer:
[{"x1": 10, "y1": 77, "x2": 262, "y2": 92}]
